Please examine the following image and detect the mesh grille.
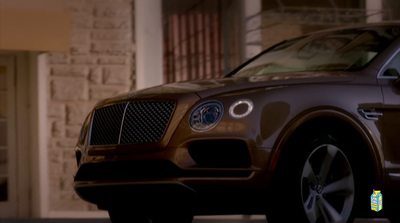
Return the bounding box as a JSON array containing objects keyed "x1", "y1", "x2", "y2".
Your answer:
[
  {"x1": 89, "y1": 103, "x2": 127, "y2": 146},
  {"x1": 89, "y1": 101, "x2": 175, "y2": 146},
  {"x1": 120, "y1": 101, "x2": 176, "y2": 144}
]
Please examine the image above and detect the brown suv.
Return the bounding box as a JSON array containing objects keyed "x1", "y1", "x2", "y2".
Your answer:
[{"x1": 74, "y1": 23, "x2": 400, "y2": 223}]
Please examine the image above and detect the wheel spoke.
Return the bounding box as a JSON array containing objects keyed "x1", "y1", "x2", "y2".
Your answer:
[
  {"x1": 322, "y1": 174, "x2": 354, "y2": 195},
  {"x1": 304, "y1": 190, "x2": 314, "y2": 208},
  {"x1": 302, "y1": 160, "x2": 318, "y2": 185},
  {"x1": 302, "y1": 143, "x2": 353, "y2": 223},
  {"x1": 319, "y1": 197, "x2": 343, "y2": 223},
  {"x1": 319, "y1": 144, "x2": 338, "y2": 184},
  {"x1": 304, "y1": 192, "x2": 319, "y2": 223}
]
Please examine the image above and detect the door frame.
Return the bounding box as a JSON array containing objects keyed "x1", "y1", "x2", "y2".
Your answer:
[
  {"x1": 0, "y1": 55, "x2": 17, "y2": 217},
  {"x1": 0, "y1": 52, "x2": 38, "y2": 218}
]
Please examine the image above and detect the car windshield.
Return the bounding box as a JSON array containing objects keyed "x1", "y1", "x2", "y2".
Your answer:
[{"x1": 233, "y1": 25, "x2": 400, "y2": 77}]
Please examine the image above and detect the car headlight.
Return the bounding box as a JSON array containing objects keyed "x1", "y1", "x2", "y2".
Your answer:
[{"x1": 189, "y1": 101, "x2": 224, "y2": 132}]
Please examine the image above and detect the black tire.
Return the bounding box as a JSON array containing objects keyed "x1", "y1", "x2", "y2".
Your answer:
[
  {"x1": 108, "y1": 209, "x2": 151, "y2": 223},
  {"x1": 108, "y1": 209, "x2": 194, "y2": 223},
  {"x1": 151, "y1": 213, "x2": 194, "y2": 223},
  {"x1": 267, "y1": 133, "x2": 370, "y2": 223}
]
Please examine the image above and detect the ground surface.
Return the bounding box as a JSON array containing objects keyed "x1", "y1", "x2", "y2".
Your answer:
[{"x1": 0, "y1": 216, "x2": 391, "y2": 223}]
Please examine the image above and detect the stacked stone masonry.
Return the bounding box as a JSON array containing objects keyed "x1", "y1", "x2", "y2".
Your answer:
[{"x1": 47, "y1": 0, "x2": 134, "y2": 212}]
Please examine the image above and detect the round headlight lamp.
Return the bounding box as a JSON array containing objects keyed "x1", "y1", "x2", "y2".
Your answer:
[{"x1": 189, "y1": 101, "x2": 224, "y2": 132}]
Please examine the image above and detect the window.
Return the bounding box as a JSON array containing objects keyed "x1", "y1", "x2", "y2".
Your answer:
[
  {"x1": 233, "y1": 26, "x2": 400, "y2": 77},
  {"x1": 163, "y1": 0, "x2": 242, "y2": 83},
  {"x1": 382, "y1": 50, "x2": 400, "y2": 77}
]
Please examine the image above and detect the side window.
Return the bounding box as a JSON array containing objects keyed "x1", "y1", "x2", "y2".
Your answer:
[{"x1": 383, "y1": 51, "x2": 400, "y2": 77}]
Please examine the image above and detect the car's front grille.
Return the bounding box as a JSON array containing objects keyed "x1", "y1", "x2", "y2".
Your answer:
[
  {"x1": 90, "y1": 103, "x2": 127, "y2": 146},
  {"x1": 89, "y1": 101, "x2": 176, "y2": 146},
  {"x1": 120, "y1": 101, "x2": 176, "y2": 144}
]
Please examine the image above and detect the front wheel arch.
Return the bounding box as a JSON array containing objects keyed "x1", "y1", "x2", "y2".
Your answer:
[
  {"x1": 273, "y1": 114, "x2": 380, "y2": 186},
  {"x1": 268, "y1": 116, "x2": 377, "y2": 221}
]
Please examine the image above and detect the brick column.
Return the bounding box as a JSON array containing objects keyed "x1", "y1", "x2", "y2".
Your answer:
[
  {"x1": 366, "y1": 0, "x2": 383, "y2": 23},
  {"x1": 46, "y1": 0, "x2": 134, "y2": 213},
  {"x1": 242, "y1": 0, "x2": 262, "y2": 60},
  {"x1": 134, "y1": 0, "x2": 163, "y2": 89}
]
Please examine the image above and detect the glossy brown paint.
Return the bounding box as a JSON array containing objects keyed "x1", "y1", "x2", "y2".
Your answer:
[
  {"x1": 75, "y1": 77, "x2": 388, "y2": 209},
  {"x1": 74, "y1": 23, "x2": 400, "y2": 219}
]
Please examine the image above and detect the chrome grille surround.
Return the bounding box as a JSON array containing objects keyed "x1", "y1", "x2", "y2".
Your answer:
[{"x1": 89, "y1": 101, "x2": 176, "y2": 146}]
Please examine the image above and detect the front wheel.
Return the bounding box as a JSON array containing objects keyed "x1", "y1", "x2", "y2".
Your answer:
[
  {"x1": 268, "y1": 135, "x2": 363, "y2": 223},
  {"x1": 108, "y1": 209, "x2": 150, "y2": 223},
  {"x1": 301, "y1": 143, "x2": 354, "y2": 222}
]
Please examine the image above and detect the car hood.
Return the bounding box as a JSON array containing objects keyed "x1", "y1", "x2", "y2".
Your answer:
[{"x1": 98, "y1": 72, "x2": 354, "y2": 106}]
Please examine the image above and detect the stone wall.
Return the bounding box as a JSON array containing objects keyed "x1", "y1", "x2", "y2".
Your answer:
[{"x1": 46, "y1": 0, "x2": 134, "y2": 212}]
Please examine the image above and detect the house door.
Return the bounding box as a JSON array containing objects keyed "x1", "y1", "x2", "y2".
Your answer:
[{"x1": 0, "y1": 56, "x2": 17, "y2": 217}]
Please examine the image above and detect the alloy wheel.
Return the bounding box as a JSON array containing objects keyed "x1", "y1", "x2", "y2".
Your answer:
[{"x1": 301, "y1": 144, "x2": 355, "y2": 223}]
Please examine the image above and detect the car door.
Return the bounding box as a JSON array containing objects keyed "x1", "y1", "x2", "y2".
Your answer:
[{"x1": 378, "y1": 49, "x2": 400, "y2": 190}]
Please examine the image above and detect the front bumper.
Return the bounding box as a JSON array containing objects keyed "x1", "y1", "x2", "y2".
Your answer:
[
  {"x1": 74, "y1": 173, "x2": 271, "y2": 215},
  {"x1": 74, "y1": 142, "x2": 273, "y2": 214}
]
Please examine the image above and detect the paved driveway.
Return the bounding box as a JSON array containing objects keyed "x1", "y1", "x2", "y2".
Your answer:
[{"x1": 0, "y1": 216, "x2": 391, "y2": 223}]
